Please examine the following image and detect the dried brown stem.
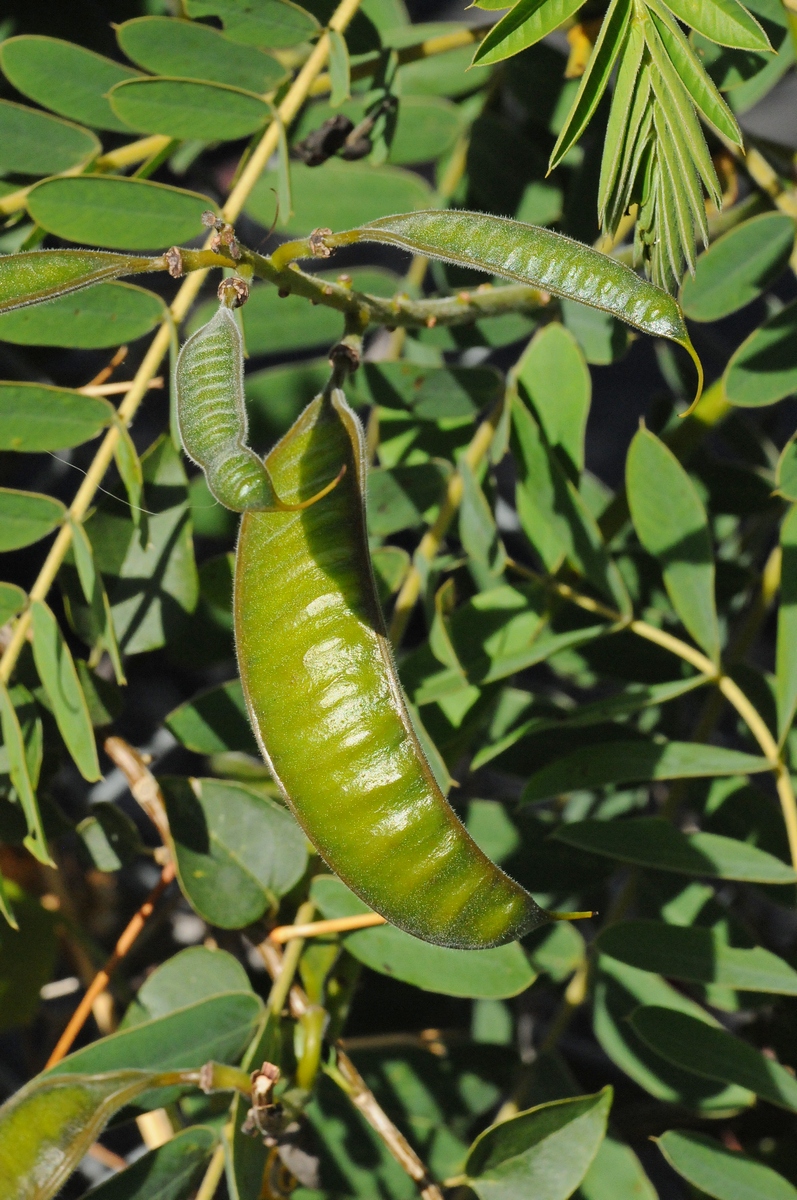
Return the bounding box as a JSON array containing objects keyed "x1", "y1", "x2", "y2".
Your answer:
[{"x1": 104, "y1": 735, "x2": 171, "y2": 846}]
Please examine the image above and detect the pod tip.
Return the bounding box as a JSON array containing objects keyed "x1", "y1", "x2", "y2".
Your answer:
[
  {"x1": 548, "y1": 909, "x2": 596, "y2": 921},
  {"x1": 678, "y1": 339, "x2": 704, "y2": 418}
]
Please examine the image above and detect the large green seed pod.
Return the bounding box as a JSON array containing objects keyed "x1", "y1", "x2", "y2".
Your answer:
[{"x1": 235, "y1": 388, "x2": 549, "y2": 949}]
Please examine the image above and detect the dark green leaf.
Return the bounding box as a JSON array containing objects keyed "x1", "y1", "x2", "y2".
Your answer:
[
  {"x1": 776, "y1": 504, "x2": 797, "y2": 742},
  {"x1": 681, "y1": 213, "x2": 795, "y2": 321},
  {"x1": 27, "y1": 177, "x2": 215, "y2": 253},
  {"x1": 367, "y1": 461, "x2": 451, "y2": 537},
  {"x1": 328, "y1": 28, "x2": 351, "y2": 105},
  {"x1": 595, "y1": 953, "x2": 754, "y2": 1111},
  {"x1": 580, "y1": 1135, "x2": 657, "y2": 1200},
  {"x1": 0, "y1": 383, "x2": 113, "y2": 452},
  {"x1": 665, "y1": 0, "x2": 771, "y2": 50},
  {"x1": 162, "y1": 776, "x2": 308, "y2": 928},
  {"x1": 352, "y1": 361, "x2": 501, "y2": 421},
  {"x1": 0, "y1": 683, "x2": 49, "y2": 865},
  {"x1": 553, "y1": 816, "x2": 797, "y2": 883},
  {"x1": 0, "y1": 35, "x2": 140, "y2": 133},
  {"x1": 123, "y1": 946, "x2": 252, "y2": 1028},
  {"x1": 165, "y1": 679, "x2": 258, "y2": 755},
  {"x1": 0, "y1": 583, "x2": 25, "y2": 628},
  {"x1": 82, "y1": 1125, "x2": 217, "y2": 1200},
  {"x1": 596, "y1": 920, "x2": 797, "y2": 993},
  {"x1": 109, "y1": 78, "x2": 270, "y2": 141},
  {"x1": 0, "y1": 881, "x2": 56, "y2": 1024},
  {"x1": 515, "y1": 322, "x2": 591, "y2": 479},
  {"x1": 248, "y1": 159, "x2": 432, "y2": 234},
  {"x1": 48, "y1": 992, "x2": 262, "y2": 1078},
  {"x1": 0, "y1": 488, "x2": 64, "y2": 552},
  {"x1": 465, "y1": 1089, "x2": 612, "y2": 1200},
  {"x1": 0, "y1": 99, "x2": 99, "y2": 176},
  {"x1": 561, "y1": 300, "x2": 630, "y2": 365},
  {"x1": 472, "y1": 676, "x2": 710, "y2": 770},
  {"x1": 30, "y1": 600, "x2": 100, "y2": 782},
  {"x1": 777, "y1": 436, "x2": 797, "y2": 502},
  {"x1": 116, "y1": 16, "x2": 286, "y2": 92},
  {"x1": 630, "y1": 1005, "x2": 797, "y2": 1109},
  {"x1": 184, "y1": 0, "x2": 320, "y2": 48},
  {"x1": 0, "y1": 282, "x2": 164, "y2": 349},
  {"x1": 724, "y1": 298, "x2": 797, "y2": 408},
  {"x1": 512, "y1": 398, "x2": 630, "y2": 612},
  {"x1": 311, "y1": 876, "x2": 536, "y2": 998},
  {"x1": 657, "y1": 1130, "x2": 797, "y2": 1200},
  {"x1": 627, "y1": 426, "x2": 719, "y2": 660},
  {"x1": 473, "y1": 0, "x2": 587, "y2": 65},
  {"x1": 76, "y1": 436, "x2": 198, "y2": 655},
  {"x1": 78, "y1": 802, "x2": 142, "y2": 872}
]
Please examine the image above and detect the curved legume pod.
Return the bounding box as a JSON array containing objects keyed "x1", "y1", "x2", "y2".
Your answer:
[
  {"x1": 330, "y1": 210, "x2": 703, "y2": 410},
  {"x1": 235, "y1": 388, "x2": 549, "y2": 949}
]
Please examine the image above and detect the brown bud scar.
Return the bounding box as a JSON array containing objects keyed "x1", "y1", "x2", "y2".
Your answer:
[
  {"x1": 218, "y1": 276, "x2": 249, "y2": 309},
  {"x1": 199, "y1": 1062, "x2": 215, "y2": 1094},
  {"x1": 457, "y1": 292, "x2": 471, "y2": 303},
  {"x1": 165, "y1": 246, "x2": 184, "y2": 278},
  {"x1": 329, "y1": 341, "x2": 360, "y2": 372},
  {"x1": 322, "y1": 285, "x2": 334, "y2": 296},
  {"x1": 278, "y1": 288, "x2": 290, "y2": 298},
  {"x1": 337, "y1": 274, "x2": 352, "y2": 286},
  {"x1": 425, "y1": 315, "x2": 437, "y2": 328},
  {"x1": 201, "y1": 210, "x2": 221, "y2": 229},
  {"x1": 309, "y1": 228, "x2": 333, "y2": 258}
]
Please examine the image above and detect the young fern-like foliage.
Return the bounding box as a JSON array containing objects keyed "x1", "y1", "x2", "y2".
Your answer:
[{"x1": 474, "y1": 0, "x2": 765, "y2": 291}]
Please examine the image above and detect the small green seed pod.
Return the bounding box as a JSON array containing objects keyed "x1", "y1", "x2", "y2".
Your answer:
[{"x1": 175, "y1": 286, "x2": 280, "y2": 513}]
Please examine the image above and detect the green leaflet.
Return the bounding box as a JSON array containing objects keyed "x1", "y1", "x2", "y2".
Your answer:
[
  {"x1": 30, "y1": 600, "x2": 101, "y2": 782},
  {"x1": 511, "y1": 397, "x2": 630, "y2": 613},
  {"x1": 724, "y1": 298, "x2": 797, "y2": 407},
  {"x1": 27, "y1": 177, "x2": 216, "y2": 253},
  {"x1": 643, "y1": 0, "x2": 741, "y2": 142},
  {"x1": 627, "y1": 427, "x2": 720, "y2": 661},
  {"x1": 464, "y1": 1089, "x2": 612, "y2": 1200},
  {"x1": 108, "y1": 78, "x2": 271, "y2": 141},
  {"x1": 0, "y1": 489, "x2": 65, "y2": 552},
  {"x1": 0, "y1": 251, "x2": 164, "y2": 316},
  {"x1": 342, "y1": 210, "x2": 702, "y2": 397},
  {"x1": 328, "y1": 29, "x2": 351, "y2": 106},
  {"x1": 522, "y1": 740, "x2": 770, "y2": 803},
  {"x1": 0, "y1": 99, "x2": 99, "y2": 177},
  {"x1": 549, "y1": 0, "x2": 632, "y2": 171},
  {"x1": 116, "y1": 16, "x2": 286, "y2": 93},
  {"x1": 0, "y1": 683, "x2": 51, "y2": 866},
  {"x1": 657, "y1": 1130, "x2": 797, "y2": 1200},
  {"x1": 0, "y1": 384, "x2": 113, "y2": 452},
  {"x1": 184, "y1": 0, "x2": 320, "y2": 48},
  {"x1": 663, "y1": 0, "x2": 771, "y2": 51},
  {"x1": 514, "y1": 322, "x2": 591, "y2": 480},
  {"x1": 596, "y1": 920, "x2": 797, "y2": 993},
  {"x1": 311, "y1": 876, "x2": 536, "y2": 999},
  {"x1": 75, "y1": 1126, "x2": 217, "y2": 1200},
  {"x1": 598, "y1": 17, "x2": 646, "y2": 227},
  {"x1": 161, "y1": 776, "x2": 308, "y2": 928},
  {"x1": 776, "y1": 505, "x2": 797, "y2": 744},
  {"x1": 122, "y1": 946, "x2": 252, "y2": 1028},
  {"x1": 778, "y1": 436, "x2": 797, "y2": 502},
  {"x1": 0, "y1": 35, "x2": 140, "y2": 133},
  {"x1": 630, "y1": 1006, "x2": 797, "y2": 1110},
  {"x1": 681, "y1": 212, "x2": 795, "y2": 321},
  {"x1": 553, "y1": 817, "x2": 797, "y2": 883},
  {"x1": 473, "y1": 0, "x2": 587, "y2": 66}
]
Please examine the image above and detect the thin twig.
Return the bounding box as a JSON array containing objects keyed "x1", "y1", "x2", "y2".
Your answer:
[
  {"x1": 104, "y1": 735, "x2": 171, "y2": 846},
  {"x1": 267, "y1": 900, "x2": 316, "y2": 1016},
  {"x1": 78, "y1": 378, "x2": 163, "y2": 397},
  {"x1": 328, "y1": 1048, "x2": 444, "y2": 1200},
  {"x1": 270, "y1": 912, "x2": 386, "y2": 942},
  {"x1": 194, "y1": 1142, "x2": 226, "y2": 1200},
  {"x1": 0, "y1": 0, "x2": 365, "y2": 690},
  {"x1": 45, "y1": 862, "x2": 176, "y2": 1068}
]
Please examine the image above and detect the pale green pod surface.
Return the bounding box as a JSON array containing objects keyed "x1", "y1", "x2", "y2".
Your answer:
[
  {"x1": 344, "y1": 210, "x2": 703, "y2": 406},
  {"x1": 176, "y1": 304, "x2": 277, "y2": 512},
  {"x1": 0, "y1": 250, "x2": 163, "y2": 314},
  {"x1": 0, "y1": 1070, "x2": 170, "y2": 1200},
  {"x1": 235, "y1": 389, "x2": 548, "y2": 949}
]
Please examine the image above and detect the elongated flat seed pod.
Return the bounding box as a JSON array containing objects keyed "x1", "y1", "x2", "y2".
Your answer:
[
  {"x1": 334, "y1": 209, "x2": 703, "y2": 408},
  {"x1": 235, "y1": 388, "x2": 549, "y2": 949},
  {"x1": 0, "y1": 249, "x2": 164, "y2": 314},
  {"x1": 176, "y1": 303, "x2": 280, "y2": 512}
]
